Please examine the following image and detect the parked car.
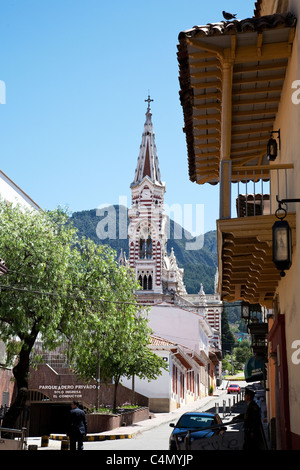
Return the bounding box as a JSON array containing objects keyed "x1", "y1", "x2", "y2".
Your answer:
[
  {"x1": 227, "y1": 383, "x2": 240, "y2": 394},
  {"x1": 169, "y1": 412, "x2": 225, "y2": 450}
]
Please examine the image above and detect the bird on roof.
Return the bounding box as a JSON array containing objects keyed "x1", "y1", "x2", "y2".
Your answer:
[{"x1": 222, "y1": 10, "x2": 237, "y2": 20}]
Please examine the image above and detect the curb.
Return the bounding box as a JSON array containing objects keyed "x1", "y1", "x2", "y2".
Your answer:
[{"x1": 50, "y1": 433, "x2": 135, "y2": 442}]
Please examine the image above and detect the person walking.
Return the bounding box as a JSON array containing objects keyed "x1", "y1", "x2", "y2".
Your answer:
[{"x1": 67, "y1": 401, "x2": 88, "y2": 451}]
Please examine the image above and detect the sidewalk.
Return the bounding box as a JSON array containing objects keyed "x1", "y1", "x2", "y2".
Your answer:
[{"x1": 25, "y1": 389, "x2": 236, "y2": 450}]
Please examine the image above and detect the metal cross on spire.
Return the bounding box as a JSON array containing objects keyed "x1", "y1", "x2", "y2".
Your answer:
[{"x1": 145, "y1": 94, "x2": 153, "y2": 112}]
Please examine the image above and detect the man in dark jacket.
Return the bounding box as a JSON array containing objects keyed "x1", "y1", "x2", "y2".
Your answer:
[
  {"x1": 67, "y1": 401, "x2": 88, "y2": 451},
  {"x1": 234, "y1": 387, "x2": 267, "y2": 450}
]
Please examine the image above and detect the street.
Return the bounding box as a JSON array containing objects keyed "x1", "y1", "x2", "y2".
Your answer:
[
  {"x1": 80, "y1": 386, "x2": 245, "y2": 451},
  {"x1": 25, "y1": 381, "x2": 250, "y2": 452}
]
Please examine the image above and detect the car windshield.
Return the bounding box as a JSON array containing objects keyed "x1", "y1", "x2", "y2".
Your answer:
[{"x1": 176, "y1": 415, "x2": 215, "y2": 429}]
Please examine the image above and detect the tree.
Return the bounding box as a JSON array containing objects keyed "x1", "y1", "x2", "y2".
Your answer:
[
  {"x1": 0, "y1": 201, "x2": 137, "y2": 428},
  {"x1": 68, "y1": 266, "x2": 168, "y2": 412},
  {"x1": 234, "y1": 340, "x2": 252, "y2": 368},
  {"x1": 221, "y1": 308, "x2": 235, "y2": 356}
]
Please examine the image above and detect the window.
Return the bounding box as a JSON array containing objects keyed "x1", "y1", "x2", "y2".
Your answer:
[
  {"x1": 138, "y1": 271, "x2": 153, "y2": 290},
  {"x1": 139, "y1": 235, "x2": 152, "y2": 259}
]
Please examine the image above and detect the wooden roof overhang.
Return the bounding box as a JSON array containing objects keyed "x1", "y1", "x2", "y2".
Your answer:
[
  {"x1": 177, "y1": 13, "x2": 297, "y2": 185},
  {"x1": 217, "y1": 212, "x2": 296, "y2": 308},
  {"x1": 171, "y1": 348, "x2": 194, "y2": 370}
]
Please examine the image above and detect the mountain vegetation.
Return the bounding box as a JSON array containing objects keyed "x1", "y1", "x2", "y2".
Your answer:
[{"x1": 70, "y1": 205, "x2": 218, "y2": 294}]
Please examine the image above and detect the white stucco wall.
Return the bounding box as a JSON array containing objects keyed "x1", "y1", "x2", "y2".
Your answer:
[
  {"x1": 121, "y1": 349, "x2": 171, "y2": 399},
  {"x1": 0, "y1": 170, "x2": 40, "y2": 211},
  {"x1": 148, "y1": 303, "x2": 211, "y2": 358}
]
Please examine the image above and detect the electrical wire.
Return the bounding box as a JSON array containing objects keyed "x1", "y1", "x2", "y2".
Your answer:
[{"x1": 0, "y1": 281, "x2": 240, "y2": 310}]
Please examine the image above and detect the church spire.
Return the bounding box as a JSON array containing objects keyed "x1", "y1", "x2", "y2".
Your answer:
[{"x1": 131, "y1": 95, "x2": 162, "y2": 187}]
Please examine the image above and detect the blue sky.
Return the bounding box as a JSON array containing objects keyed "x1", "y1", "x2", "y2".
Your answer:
[{"x1": 0, "y1": 0, "x2": 255, "y2": 234}]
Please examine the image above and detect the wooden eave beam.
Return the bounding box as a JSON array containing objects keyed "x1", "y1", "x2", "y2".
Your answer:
[
  {"x1": 232, "y1": 96, "x2": 280, "y2": 106},
  {"x1": 232, "y1": 117, "x2": 274, "y2": 127},
  {"x1": 194, "y1": 123, "x2": 220, "y2": 130},
  {"x1": 195, "y1": 142, "x2": 220, "y2": 150},
  {"x1": 194, "y1": 91, "x2": 222, "y2": 100},
  {"x1": 232, "y1": 127, "x2": 273, "y2": 137},
  {"x1": 233, "y1": 61, "x2": 287, "y2": 75},
  {"x1": 191, "y1": 70, "x2": 222, "y2": 80},
  {"x1": 234, "y1": 41, "x2": 293, "y2": 63},
  {"x1": 196, "y1": 173, "x2": 219, "y2": 184},
  {"x1": 194, "y1": 152, "x2": 219, "y2": 159},
  {"x1": 194, "y1": 113, "x2": 221, "y2": 122},
  {"x1": 230, "y1": 144, "x2": 267, "y2": 155},
  {"x1": 187, "y1": 36, "x2": 294, "y2": 63},
  {"x1": 191, "y1": 58, "x2": 221, "y2": 69},
  {"x1": 233, "y1": 107, "x2": 278, "y2": 117},
  {"x1": 186, "y1": 38, "x2": 224, "y2": 60},
  {"x1": 232, "y1": 85, "x2": 282, "y2": 96},
  {"x1": 233, "y1": 72, "x2": 286, "y2": 85},
  {"x1": 194, "y1": 102, "x2": 221, "y2": 111},
  {"x1": 192, "y1": 81, "x2": 222, "y2": 91},
  {"x1": 232, "y1": 135, "x2": 271, "y2": 145}
]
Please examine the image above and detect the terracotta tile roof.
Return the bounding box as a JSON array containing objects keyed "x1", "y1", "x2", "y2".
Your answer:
[
  {"x1": 150, "y1": 335, "x2": 177, "y2": 347},
  {"x1": 178, "y1": 12, "x2": 296, "y2": 40}
]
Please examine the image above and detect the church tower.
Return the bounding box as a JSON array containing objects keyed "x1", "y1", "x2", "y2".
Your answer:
[
  {"x1": 128, "y1": 96, "x2": 167, "y2": 301},
  {"x1": 128, "y1": 97, "x2": 188, "y2": 304}
]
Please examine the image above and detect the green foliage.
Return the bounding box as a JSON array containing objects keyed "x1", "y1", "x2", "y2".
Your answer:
[
  {"x1": 0, "y1": 202, "x2": 82, "y2": 358},
  {"x1": 0, "y1": 201, "x2": 166, "y2": 421},
  {"x1": 234, "y1": 341, "x2": 252, "y2": 368},
  {"x1": 221, "y1": 308, "x2": 235, "y2": 356}
]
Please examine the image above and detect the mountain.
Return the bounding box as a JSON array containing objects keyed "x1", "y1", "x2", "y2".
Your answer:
[{"x1": 70, "y1": 206, "x2": 217, "y2": 294}]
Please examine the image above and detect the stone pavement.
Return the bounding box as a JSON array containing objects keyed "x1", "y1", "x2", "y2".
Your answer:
[{"x1": 25, "y1": 389, "x2": 239, "y2": 450}]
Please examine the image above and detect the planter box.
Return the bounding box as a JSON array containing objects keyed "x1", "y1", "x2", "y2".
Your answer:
[{"x1": 86, "y1": 407, "x2": 149, "y2": 433}]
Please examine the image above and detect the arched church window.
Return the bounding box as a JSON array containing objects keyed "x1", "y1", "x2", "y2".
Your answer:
[{"x1": 137, "y1": 271, "x2": 153, "y2": 291}]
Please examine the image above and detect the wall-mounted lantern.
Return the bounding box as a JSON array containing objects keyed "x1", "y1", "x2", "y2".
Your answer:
[
  {"x1": 272, "y1": 218, "x2": 292, "y2": 277},
  {"x1": 241, "y1": 301, "x2": 250, "y2": 321},
  {"x1": 241, "y1": 302, "x2": 263, "y2": 323},
  {"x1": 267, "y1": 130, "x2": 280, "y2": 161},
  {"x1": 272, "y1": 199, "x2": 292, "y2": 277}
]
